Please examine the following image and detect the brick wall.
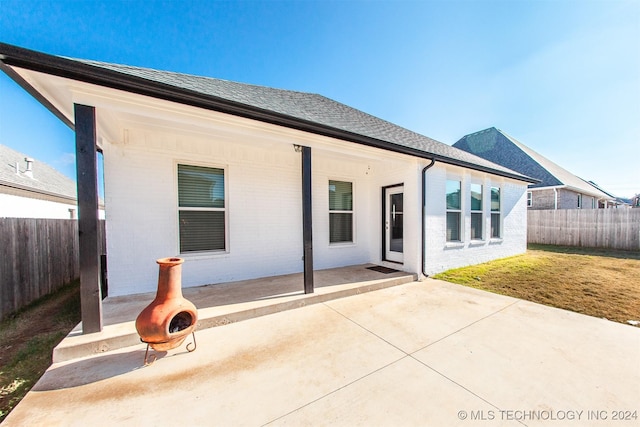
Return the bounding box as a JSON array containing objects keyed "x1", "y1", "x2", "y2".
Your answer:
[
  {"x1": 529, "y1": 188, "x2": 600, "y2": 210},
  {"x1": 423, "y1": 164, "x2": 528, "y2": 276},
  {"x1": 103, "y1": 124, "x2": 408, "y2": 296},
  {"x1": 101, "y1": 109, "x2": 529, "y2": 296}
]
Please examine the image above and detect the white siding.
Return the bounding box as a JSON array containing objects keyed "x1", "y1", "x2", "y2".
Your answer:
[
  {"x1": 0, "y1": 193, "x2": 76, "y2": 219},
  {"x1": 103, "y1": 124, "x2": 413, "y2": 296},
  {"x1": 423, "y1": 163, "x2": 528, "y2": 276},
  {"x1": 93, "y1": 91, "x2": 529, "y2": 296}
]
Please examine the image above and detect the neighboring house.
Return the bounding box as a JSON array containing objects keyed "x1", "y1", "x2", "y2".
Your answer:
[
  {"x1": 453, "y1": 127, "x2": 615, "y2": 210},
  {"x1": 0, "y1": 43, "x2": 534, "y2": 302},
  {"x1": 0, "y1": 144, "x2": 79, "y2": 218},
  {"x1": 585, "y1": 180, "x2": 629, "y2": 208}
]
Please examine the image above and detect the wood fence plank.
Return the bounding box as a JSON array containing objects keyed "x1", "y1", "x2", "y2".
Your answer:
[
  {"x1": 0, "y1": 218, "x2": 105, "y2": 320},
  {"x1": 528, "y1": 209, "x2": 640, "y2": 251}
]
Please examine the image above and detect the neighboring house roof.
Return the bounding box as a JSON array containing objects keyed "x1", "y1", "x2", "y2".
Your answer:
[
  {"x1": 0, "y1": 42, "x2": 535, "y2": 183},
  {"x1": 453, "y1": 127, "x2": 612, "y2": 200},
  {"x1": 585, "y1": 180, "x2": 628, "y2": 206},
  {"x1": 0, "y1": 143, "x2": 77, "y2": 201}
]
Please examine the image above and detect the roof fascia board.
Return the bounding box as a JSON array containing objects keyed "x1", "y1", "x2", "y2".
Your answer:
[
  {"x1": 0, "y1": 43, "x2": 534, "y2": 183},
  {"x1": 532, "y1": 184, "x2": 613, "y2": 200},
  {"x1": 0, "y1": 59, "x2": 74, "y2": 130},
  {"x1": 563, "y1": 185, "x2": 613, "y2": 200},
  {"x1": 528, "y1": 185, "x2": 565, "y2": 191},
  {"x1": 0, "y1": 180, "x2": 77, "y2": 203}
]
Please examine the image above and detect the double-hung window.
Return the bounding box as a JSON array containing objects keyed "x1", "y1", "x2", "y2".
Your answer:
[
  {"x1": 527, "y1": 191, "x2": 532, "y2": 207},
  {"x1": 329, "y1": 180, "x2": 353, "y2": 243},
  {"x1": 490, "y1": 186, "x2": 501, "y2": 238},
  {"x1": 446, "y1": 180, "x2": 462, "y2": 242},
  {"x1": 470, "y1": 183, "x2": 483, "y2": 240},
  {"x1": 177, "y1": 164, "x2": 226, "y2": 253}
]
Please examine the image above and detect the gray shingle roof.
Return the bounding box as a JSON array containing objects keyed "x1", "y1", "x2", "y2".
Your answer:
[
  {"x1": 453, "y1": 127, "x2": 613, "y2": 199},
  {"x1": 72, "y1": 59, "x2": 531, "y2": 181},
  {"x1": 0, "y1": 144, "x2": 77, "y2": 200}
]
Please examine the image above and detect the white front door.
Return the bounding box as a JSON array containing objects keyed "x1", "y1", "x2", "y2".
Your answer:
[{"x1": 384, "y1": 186, "x2": 404, "y2": 263}]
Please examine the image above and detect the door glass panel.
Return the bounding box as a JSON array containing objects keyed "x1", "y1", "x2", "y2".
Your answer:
[{"x1": 390, "y1": 193, "x2": 403, "y2": 252}]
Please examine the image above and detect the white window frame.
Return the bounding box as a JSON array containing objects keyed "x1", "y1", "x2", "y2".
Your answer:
[
  {"x1": 578, "y1": 193, "x2": 583, "y2": 209},
  {"x1": 527, "y1": 191, "x2": 533, "y2": 207},
  {"x1": 491, "y1": 186, "x2": 502, "y2": 239},
  {"x1": 176, "y1": 162, "x2": 229, "y2": 255},
  {"x1": 446, "y1": 179, "x2": 462, "y2": 242},
  {"x1": 470, "y1": 183, "x2": 483, "y2": 241},
  {"x1": 328, "y1": 179, "x2": 354, "y2": 245}
]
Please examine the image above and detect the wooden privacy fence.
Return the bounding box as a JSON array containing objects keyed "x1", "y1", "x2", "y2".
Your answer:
[
  {"x1": 0, "y1": 218, "x2": 106, "y2": 320},
  {"x1": 528, "y1": 209, "x2": 640, "y2": 251}
]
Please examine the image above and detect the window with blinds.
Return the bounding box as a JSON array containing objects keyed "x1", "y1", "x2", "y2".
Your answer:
[
  {"x1": 446, "y1": 180, "x2": 461, "y2": 242},
  {"x1": 177, "y1": 164, "x2": 226, "y2": 252},
  {"x1": 329, "y1": 180, "x2": 353, "y2": 243},
  {"x1": 470, "y1": 183, "x2": 483, "y2": 240}
]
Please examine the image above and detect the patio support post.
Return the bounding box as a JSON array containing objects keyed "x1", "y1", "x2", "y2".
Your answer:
[
  {"x1": 75, "y1": 104, "x2": 103, "y2": 334},
  {"x1": 302, "y1": 145, "x2": 314, "y2": 294}
]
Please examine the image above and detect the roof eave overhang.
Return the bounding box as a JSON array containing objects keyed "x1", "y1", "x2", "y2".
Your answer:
[
  {"x1": 0, "y1": 180, "x2": 77, "y2": 203},
  {"x1": 0, "y1": 43, "x2": 535, "y2": 183},
  {"x1": 529, "y1": 184, "x2": 614, "y2": 200}
]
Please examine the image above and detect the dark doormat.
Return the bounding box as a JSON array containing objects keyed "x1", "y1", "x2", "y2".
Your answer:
[{"x1": 366, "y1": 265, "x2": 400, "y2": 274}]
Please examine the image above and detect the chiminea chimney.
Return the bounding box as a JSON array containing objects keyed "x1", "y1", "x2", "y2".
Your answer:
[{"x1": 24, "y1": 157, "x2": 34, "y2": 179}]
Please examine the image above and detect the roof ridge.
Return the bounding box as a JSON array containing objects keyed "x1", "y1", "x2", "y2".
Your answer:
[
  {"x1": 489, "y1": 130, "x2": 613, "y2": 199},
  {"x1": 462, "y1": 127, "x2": 497, "y2": 138}
]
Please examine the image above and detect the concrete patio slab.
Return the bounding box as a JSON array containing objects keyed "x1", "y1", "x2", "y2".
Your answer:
[
  {"x1": 324, "y1": 280, "x2": 519, "y2": 353},
  {"x1": 9, "y1": 303, "x2": 407, "y2": 427},
  {"x1": 53, "y1": 264, "x2": 416, "y2": 362},
  {"x1": 269, "y1": 356, "x2": 520, "y2": 427},
  {"x1": 4, "y1": 279, "x2": 639, "y2": 426},
  {"x1": 413, "y1": 291, "x2": 640, "y2": 426}
]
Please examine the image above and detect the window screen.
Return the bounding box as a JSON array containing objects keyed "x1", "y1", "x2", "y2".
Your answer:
[
  {"x1": 329, "y1": 180, "x2": 353, "y2": 243},
  {"x1": 446, "y1": 180, "x2": 461, "y2": 242},
  {"x1": 470, "y1": 183, "x2": 483, "y2": 240},
  {"x1": 491, "y1": 186, "x2": 501, "y2": 238},
  {"x1": 178, "y1": 164, "x2": 226, "y2": 252}
]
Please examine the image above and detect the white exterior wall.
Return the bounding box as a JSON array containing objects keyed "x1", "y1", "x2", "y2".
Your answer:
[
  {"x1": 66, "y1": 80, "x2": 529, "y2": 296},
  {"x1": 102, "y1": 120, "x2": 414, "y2": 296},
  {"x1": 103, "y1": 124, "x2": 528, "y2": 296},
  {"x1": 423, "y1": 163, "x2": 528, "y2": 275},
  {"x1": 0, "y1": 193, "x2": 77, "y2": 219}
]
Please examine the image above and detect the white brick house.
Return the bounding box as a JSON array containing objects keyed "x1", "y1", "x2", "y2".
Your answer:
[{"x1": 0, "y1": 43, "x2": 534, "y2": 300}]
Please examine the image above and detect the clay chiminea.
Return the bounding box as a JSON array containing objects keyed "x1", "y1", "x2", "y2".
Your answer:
[{"x1": 135, "y1": 257, "x2": 198, "y2": 364}]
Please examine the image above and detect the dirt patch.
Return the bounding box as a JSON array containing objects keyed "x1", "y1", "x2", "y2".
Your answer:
[
  {"x1": 0, "y1": 281, "x2": 80, "y2": 422},
  {"x1": 434, "y1": 245, "x2": 640, "y2": 325}
]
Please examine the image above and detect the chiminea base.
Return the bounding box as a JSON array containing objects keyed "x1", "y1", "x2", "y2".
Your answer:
[{"x1": 142, "y1": 331, "x2": 197, "y2": 366}]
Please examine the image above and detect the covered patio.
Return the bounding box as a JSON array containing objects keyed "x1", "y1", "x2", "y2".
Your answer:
[{"x1": 53, "y1": 264, "x2": 417, "y2": 362}]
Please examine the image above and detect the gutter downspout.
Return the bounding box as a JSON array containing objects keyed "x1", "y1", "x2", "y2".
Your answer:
[{"x1": 421, "y1": 158, "x2": 436, "y2": 278}]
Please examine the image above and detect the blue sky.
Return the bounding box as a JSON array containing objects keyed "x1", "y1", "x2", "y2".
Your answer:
[{"x1": 1, "y1": 0, "x2": 638, "y2": 197}]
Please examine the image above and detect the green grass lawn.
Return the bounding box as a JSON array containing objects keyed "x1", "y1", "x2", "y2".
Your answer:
[{"x1": 433, "y1": 244, "x2": 640, "y2": 325}]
